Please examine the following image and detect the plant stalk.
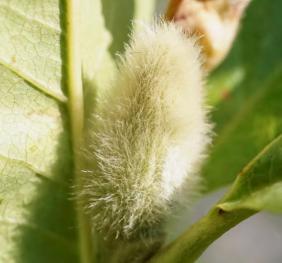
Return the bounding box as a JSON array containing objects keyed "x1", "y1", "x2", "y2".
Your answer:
[{"x1": 148, "y1": 207, "x2": 255, "y2": 263}]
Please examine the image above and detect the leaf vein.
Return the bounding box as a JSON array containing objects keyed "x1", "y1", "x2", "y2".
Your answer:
[
  {"x1": 0, "y1": 59, "x2": 67, "y2": 103},
  {"x1": 0, "y1": 153, "x2": 68, "y2": 188}
]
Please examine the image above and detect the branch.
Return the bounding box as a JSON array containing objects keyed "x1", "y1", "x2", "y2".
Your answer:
[{"x1": 148, "y1": 206, "x2": 255, "y2": 263}]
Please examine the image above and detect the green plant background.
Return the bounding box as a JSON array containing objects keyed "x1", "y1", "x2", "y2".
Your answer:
[{"x1": 0, "y1": 0, "x2": 281, "y2": 262}]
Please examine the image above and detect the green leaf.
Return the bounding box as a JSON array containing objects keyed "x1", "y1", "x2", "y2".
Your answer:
[
  {"x1": 0, "y1": 1, "x2": 77, "y2": 262},
  {"x1": 203, "y1": 0, "x2": 282, "y2": 191},
  {"x1": 0, "y1": 0, "x2": 157, "y2": 262},
  {"x1": 218, "y1": 135, "x2": 282, "y2": 213}
]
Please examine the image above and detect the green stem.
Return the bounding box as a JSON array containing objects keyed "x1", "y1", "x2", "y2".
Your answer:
[
  {"x1": 148, "y1": 207, "x2": 255, "y2": 263},
  {"x1": 65, "y1": 1, "x2": 92, "y2": 263}
]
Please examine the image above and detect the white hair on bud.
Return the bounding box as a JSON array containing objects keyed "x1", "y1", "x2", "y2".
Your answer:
[{"x1": 82, "y1": 21, "x2": 211, "y2": 242}]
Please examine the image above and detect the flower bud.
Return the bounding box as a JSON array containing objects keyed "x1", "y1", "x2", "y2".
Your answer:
[{"x1": 81, "y1": 21, "x2": 211, "y2": 247}]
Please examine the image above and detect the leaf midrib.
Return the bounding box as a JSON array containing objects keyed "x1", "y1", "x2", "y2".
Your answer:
[{"x1": 64, "y1": 1, "x2": 91, "y2": 263}]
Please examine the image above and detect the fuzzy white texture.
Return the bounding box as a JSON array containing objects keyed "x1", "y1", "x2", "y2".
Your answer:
[{"x1": 82, "y1": 22, "x2": 211, "y2": 241}]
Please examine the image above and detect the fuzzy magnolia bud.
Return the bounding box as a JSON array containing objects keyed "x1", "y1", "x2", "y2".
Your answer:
[{"x1": 82, "y1": 22, "x2": 211, "y2": 244}]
